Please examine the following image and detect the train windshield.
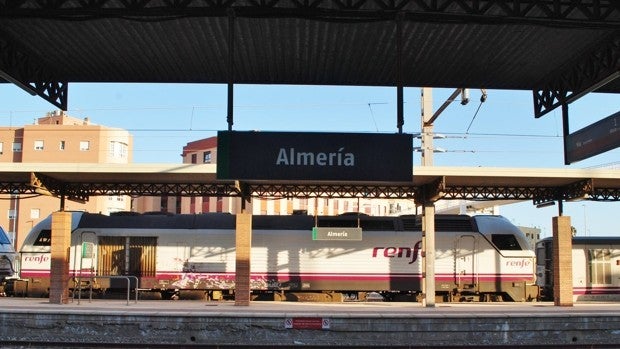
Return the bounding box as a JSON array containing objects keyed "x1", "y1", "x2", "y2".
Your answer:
[
  {"x1": 33, "y1": 229, "x2": 52, "y2": 246},
  {"x1": 491, "y1": 234, "x2": 521, "y2": 250},
  {"x1": 0, "y1": 227, "x2": 11, "y2": 244}
]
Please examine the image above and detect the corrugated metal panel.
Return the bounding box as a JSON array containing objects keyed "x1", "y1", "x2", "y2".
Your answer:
[
  {"x1": 0, "y1": 15, "x2": 614, "y2": 89},
  {"x1": 0, "y1": 3, "x2": 618, "y2": 94},
  {"x1": 97, "y1": 235, "x2": 157, "y2": 278},
  {"x1": 129, "y1": 237, "x2": 157, "y2": 278},
  {"x1": 97, "y1": 236, "x2": 125, "y2": 276}
]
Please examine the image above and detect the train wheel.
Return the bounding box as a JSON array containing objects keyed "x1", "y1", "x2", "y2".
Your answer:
[
  {"x1": 161, "y1": 290, "x2": 177, "y2": 300},
  {"x1": 344, "y1": 292, "x2": 358, "y2": 301}
]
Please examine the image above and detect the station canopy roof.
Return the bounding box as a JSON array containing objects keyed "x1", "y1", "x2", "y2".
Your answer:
[
  {"x1": 0, "y1": 1, "x2": 619, "y2": 116},
  {"x1": 0, "y1": 1, "x2": 619, "y2": 203},
  {"x1": 1, "y1": 163, "x2": 619, "y2": 203}
]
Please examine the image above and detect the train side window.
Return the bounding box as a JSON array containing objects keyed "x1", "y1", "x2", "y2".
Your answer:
[
  {"x1": 491, "y1": 234, "x2": 521, "y2": 250},
  {"x1": 535, "y1": 247, "x2": 545, "y2": 265},
  {"x1": 33, "y1": 229, "x2": 52, "y2": 246},
  {"x1": 589, "y1": 249, "x2": 612, "y2": 284}
]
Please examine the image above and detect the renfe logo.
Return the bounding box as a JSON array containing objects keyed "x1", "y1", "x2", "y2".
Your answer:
[
  {"x1": 505, "y1": 259, "x2": 532, "y2": 268},
  {"x1": 24, "y1": 254, "x2": 50, "y2": 264},
  {"x1": 372, "y1": 241, "x2": 422, "y2": 264}
]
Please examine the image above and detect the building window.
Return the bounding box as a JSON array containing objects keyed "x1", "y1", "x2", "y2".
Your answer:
[
  {"x1": 12, "y1": 142, "x2": 22, "y2": 152},
  {"x1": 109, "y1": 141, "x2": 128, "y2": 158},
  {"x1": 203, "y1": 151, "x2": 212, "y2": 163},
  {"x1": 7, "y1": 209, "x2": 16, "y2": 219},
  {"x1": 79, "y1": 141, "x2": 90, "y2": 151},
  {"x1": 191, "y1": 154, "x2": 197, "y2": 164},
  {"x1": 59, "y1": 141, "x2": 66, "y2": 150},
  {"x1": 0, "y1": 142, "x2": 3, "y2": 154},
  {"x1": 108, "y1": 195, "x2": 125, "y2": 202},
  {"x1": 34, "y1": 140, "x2": 44, "y2": 150},
  {"x1": 30, "y1": 208, "x2": 40, "y2": 219}
]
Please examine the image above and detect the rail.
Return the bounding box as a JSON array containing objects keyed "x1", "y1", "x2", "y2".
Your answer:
[{"x1": 76, "y1": 275, "x2": 139, "y2": 306}]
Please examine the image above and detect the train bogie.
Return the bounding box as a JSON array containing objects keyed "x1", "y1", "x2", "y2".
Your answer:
[{"x1": 11, "y1": 212, "x2": 537, "y2": 302}]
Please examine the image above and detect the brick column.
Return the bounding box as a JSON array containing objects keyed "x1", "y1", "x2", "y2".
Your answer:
[
  {"x1": 422, "y1": 203, "x2": 435, "y2": 307},
  {"x1": 553, "y1": 216, "x2": 573, "y2": 307},
  {"x1": 49, "y1": 211, "x2": 72, "y2": 304},
  {"x1": 235, "y1": 213, "x2": 252, "y2": 306}
]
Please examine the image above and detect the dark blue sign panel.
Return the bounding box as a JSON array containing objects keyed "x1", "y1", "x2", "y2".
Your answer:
[
  {"x1": 566, "y1": 111, "x2": 620, "y2": 164},
  {"x1": 217, "y1": 131, "x2": 413, "y2": 182}
]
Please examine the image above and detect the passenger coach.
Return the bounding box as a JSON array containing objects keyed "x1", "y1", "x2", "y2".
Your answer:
[{"x1": 536, "y1": 236, "x2": 620, "y2": 301}]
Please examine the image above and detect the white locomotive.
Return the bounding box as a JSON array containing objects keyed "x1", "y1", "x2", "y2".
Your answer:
[
  {"x1": 10, "y1": 211, "x2": 538, "y2": 302},
  {"x1": 536, "y1": 236, "x2": 620, "y2": 302}
]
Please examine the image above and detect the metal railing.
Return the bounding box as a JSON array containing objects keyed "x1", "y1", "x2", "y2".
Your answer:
[{"x1": 76, "y1": 275, "x2": 139, "y2": 306}]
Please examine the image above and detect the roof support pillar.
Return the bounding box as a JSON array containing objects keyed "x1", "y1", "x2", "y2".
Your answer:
[
  {"x1": 421, "y1": 88, "x2": 434, "y2": 166},
  {"x1": 227, "y1": 8, "x2": 235, "y2": 131},
  {"x1": 552, "y1": 215, "x2": 573, "y2": 307},
  {"x1": 49, "y1": 211, "x2": 72, "y2": 304},
  {"x1": 421, "y1": 201, "x2": 435, "y2": 307},
  {"x1": 235, "y1": 180, "x2": 251, "y2": 211},
  {"x1": 396, "y1": 12, "x2": 404, "y2": 134},
  {"x1": 562, "y1": 103, "x2": 570, "y2": 165},
  {"x1": 234, "y1": 212, "x2": 252, "y2": 306},
  {"x1": 416, "y1": 178, "x2": 444, "y2": 308}
]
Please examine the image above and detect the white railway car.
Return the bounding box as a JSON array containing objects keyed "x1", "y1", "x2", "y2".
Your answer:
[
  {"x1": 10, "y1": 212, "x2": 538, "y2": 302},
  {"x1": 536, "y1": 237, "x2": 620, "y2": 301},
  {"x1": 0, "y1": 226, "x2": 16, "y2": 282}
]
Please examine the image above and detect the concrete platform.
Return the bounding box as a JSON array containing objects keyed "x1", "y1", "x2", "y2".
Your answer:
[{"x1": 1, "y1": 298, "x2": 619, "y2": 348}]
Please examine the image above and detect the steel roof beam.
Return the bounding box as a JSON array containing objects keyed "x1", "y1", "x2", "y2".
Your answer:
[
  {"x1": 532, "y1": 179, "x2": 594, "y2": 205},
  {"x1": 248, "y1": 184, "x2": 417, "y2": 199},
  {"x1": 534, "y1": 33, "x2": 620, "y2": 118},
  {"x1": 1, "y1": 179, "x2": 618, "y2": 201},
  {"x1": 0, "y1": 36, "x2": 67, "y2": 110},
  {"x1": 2, "y1": 1, "x2": 619, "y2": 28}
]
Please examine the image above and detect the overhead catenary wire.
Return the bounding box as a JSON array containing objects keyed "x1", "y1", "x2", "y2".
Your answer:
[
  {"x1": 465, "y1": 100, "x2": 484, "y2": 134},
  {"x1": 367, "y1": 102, "x2": 387, "y2": 132}
]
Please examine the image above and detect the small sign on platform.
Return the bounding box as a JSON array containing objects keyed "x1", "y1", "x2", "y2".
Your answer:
[
  {"x1": 284, "y1": 317, "x2": 330, "y2": 330},
  {"x1": 312, "y1": 227, "x2": 362, "y2": 241},
  {"x1": 81, "y1": 242, "x2": 94, "y2": 258}
]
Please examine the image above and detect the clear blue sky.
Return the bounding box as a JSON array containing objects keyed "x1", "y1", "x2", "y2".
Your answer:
[{"x1": 1, "y1": 83, "x2": 619, "y2": 238}]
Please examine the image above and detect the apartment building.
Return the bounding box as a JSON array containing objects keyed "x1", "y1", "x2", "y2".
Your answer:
[
  {"x1": 133, "y1": 136, "x2": 415, "y2": 216},
  {"x1": 0, "y1": 111, "x2": 133, "y2": 250}
]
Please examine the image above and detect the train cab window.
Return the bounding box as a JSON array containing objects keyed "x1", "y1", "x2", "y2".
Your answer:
[
  {"x1": 491, "y1": 234, "x2": 521, "y2": 250},
  {"x1": 33, "y1": 229, "x2": 52, "y2": 246}
]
